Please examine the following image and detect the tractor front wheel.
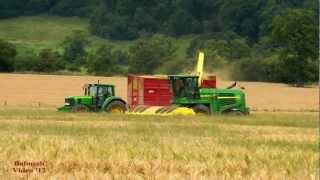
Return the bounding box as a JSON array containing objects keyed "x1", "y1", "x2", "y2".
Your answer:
[
  {"x1": 192, "y1": 104, "x2": 210, "y2": 115},
  {"x1": 72, "y1": 105, "x2": 90, "y2": 112},
  {"x1": 105, "y1": 101, "x2": 127, "y2": 114}
]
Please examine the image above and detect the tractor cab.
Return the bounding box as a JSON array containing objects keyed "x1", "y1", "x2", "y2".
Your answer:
[
  {"x1": 84, "y1": 84, "x2": 114, "y2": 98},
  {"x1": 83, "y1": 84, "x2": 115, "y2": 108},
  {"x1": 84, "y1": 84, "x2": 115, "y2": 97}
]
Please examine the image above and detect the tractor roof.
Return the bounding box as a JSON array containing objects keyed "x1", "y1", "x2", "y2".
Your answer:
[{"x1": 83, "y1": 84, "x2": 114, "y2": 88}]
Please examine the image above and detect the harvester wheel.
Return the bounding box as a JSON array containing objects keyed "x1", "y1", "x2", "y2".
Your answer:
[
  {"x1": 192, "y1": 104, "x2": 210, "y2": 115},
  {"x1": 72, "y1": 105, "x2": 89, "y2": 112},
  {"x1": 105, "y1": 101, "x2": 127, "y2": 114}
]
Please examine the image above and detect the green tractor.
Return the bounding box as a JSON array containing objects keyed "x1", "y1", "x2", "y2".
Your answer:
[
  {"x1": 169, "y1": 75, "x2": 249, "y2": 115},
  {"x1": 58, "y1": 84, "x2": 127, "y2": 113}
]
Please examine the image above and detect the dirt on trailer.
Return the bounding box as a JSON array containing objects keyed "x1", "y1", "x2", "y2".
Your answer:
[{"x1": 0, "y1": 73, "x2": 317, "y2": 112}]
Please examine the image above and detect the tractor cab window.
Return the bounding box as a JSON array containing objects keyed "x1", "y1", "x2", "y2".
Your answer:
[
  {"x1": 85, "y1": 85, "x2": 114, "y2": 97},
  {"x1": 107, "y1": 87, "x2": 113, "y2": 96},
  {"x1": 88, "y1": 86, "x2": 98, "y2": 97},
  {"x1": 98, "y1": 86, "x2": 114, "y2": 97}
]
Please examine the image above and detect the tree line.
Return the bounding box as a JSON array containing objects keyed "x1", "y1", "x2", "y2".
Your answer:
[
  {"x1": 0, "y1": 0, "x2": 316, "y2": 41},
  {"x1": 0, "y1": 31, "x2": 178, "y2": 75},
  {"x1": 0, "y1": 0, "x2": 318, "y2": 85}
]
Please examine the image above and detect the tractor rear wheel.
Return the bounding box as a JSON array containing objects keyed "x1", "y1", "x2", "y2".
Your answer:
[
  {"x1": 105, "y1": 101, "x2": 127, "y2": 114},
  {"x1": 192, "y1": 104, "x2": 210, "y2": 115},
  {"x1": 72, "y1": 105, "x2": 89, "y2": 112}
]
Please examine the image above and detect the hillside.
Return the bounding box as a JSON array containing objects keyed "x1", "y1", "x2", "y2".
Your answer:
[
  {"x1": 0, "y1": 15, "x2": 192, "y2": 58},
  {"x1": 0, "y1": 15, "x2": 128, "y2": 53},
  {"x1": 0, "y1": 15, "x2": 88, "y2": 43}
]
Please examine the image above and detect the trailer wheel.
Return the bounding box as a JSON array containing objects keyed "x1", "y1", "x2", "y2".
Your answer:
[
  {"x1": 192, "y1": 104, "x2": 210, "y2": 115},
  {"x1": 72, "y1": 105, "x2": 89, "y2": 112},
  {"x1": 105, "y1": 100, "x2": 127, "y2": 114}
]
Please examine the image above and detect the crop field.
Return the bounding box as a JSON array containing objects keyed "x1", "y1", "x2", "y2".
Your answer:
[
  {"x1": 0, "y1": 73, "x2": 317, "y2": 112},
  {"x1": 0, "y1": 108, "x2": 318, "y2": 179}
]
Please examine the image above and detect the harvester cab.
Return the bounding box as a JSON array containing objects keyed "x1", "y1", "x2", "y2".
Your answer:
[
  {"x1": 58, "y1": 83, "x2": 127, "y2": 113},
  {"x1": 169, "y1": 75, "x2": 249, "y2": 115},
  {"x1": 170, "y1": 75, "x2": 200, "y2": 100}
]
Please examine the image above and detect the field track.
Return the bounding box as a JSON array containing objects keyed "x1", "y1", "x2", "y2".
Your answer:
[{"x1": 0, "y1": 73, "x2": 317, "y2": 112}]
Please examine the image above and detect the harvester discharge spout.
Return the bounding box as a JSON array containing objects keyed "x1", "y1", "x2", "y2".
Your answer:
[{"x1": 196, "y1": 52, "x2": 205, "y2": 86}]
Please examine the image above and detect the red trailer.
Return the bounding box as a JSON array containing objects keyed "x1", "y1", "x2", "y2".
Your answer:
[
  {"x1": 201, "y1": 75, "x2": 216, "y2": 88},
  {"x1": 127, "y1": 74, "x2": 217, "y2": 108},
  {"x1": 127, "y1": 75, "x2": 172, "y2": 107}
]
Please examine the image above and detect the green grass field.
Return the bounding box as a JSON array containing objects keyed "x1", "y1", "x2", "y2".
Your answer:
[
  {"x1": 0, "y1": 15, "x2": 192, "y2": 58},
  {"x1": 0, "y1": 108, "x2": 318, "y2": 179},
  {"x1": 0, "y1": 15, "x2": 132, "y2": 55}
]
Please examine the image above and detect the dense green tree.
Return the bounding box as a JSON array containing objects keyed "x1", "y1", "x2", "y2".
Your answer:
[
  {"x1": 0, "y1": 0, "x2": 54, "y2": 18},
  {"x1": 62, "y1": 30, "x2": 90, "y2": 64},
  {"x1": 128, "y1": 35, "x2": 176, "y2": 74},
  {"x1": 33, "y1": 49, "x2": 65, "y2": 72},
  {"x1": 187, "y1": 35, "x2": 251, "y2": 60},
  {"x1": 113, "y1": 49, "x2": 129, "y2": 65},
  {"x1": 229, "y1": 38, "x2": 251, "y2": 59},
  {"x1": 0, "y1": 0, "x2": 28, "y2": 18},
  {"x1": 272, "y1": 9, "x2": 318, "y2": 59},
  {"x1": 50, "y1": 0, "x2": 97, "y2": 17},
  {"x1": 258, "y1": 0, "x2": 307, "y2": 37},
  {"x1": 272, "y1": 9, "x2": 318, "y2": 85},
  {"x1": 0, "y1": 40, "x2": 16, "y2": 72},
  {"x1": 219, "y1": 0, "x2": 264, "y2": 42},
  {"x1": 90, "y1": 10, "x2": 138, "y2": 40},
  {"x1": 14, "y1": 50, "x2": 39, "y2": 72},
  {"x1": 24, "y1": 0, "x2": 52, "y2": 15},
  {"x1": 168, "y1": 9, "x2": 200, "y2": 36},
  {"x1": 87, "y1": 45, "x2": 123, "y2": 75}
]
